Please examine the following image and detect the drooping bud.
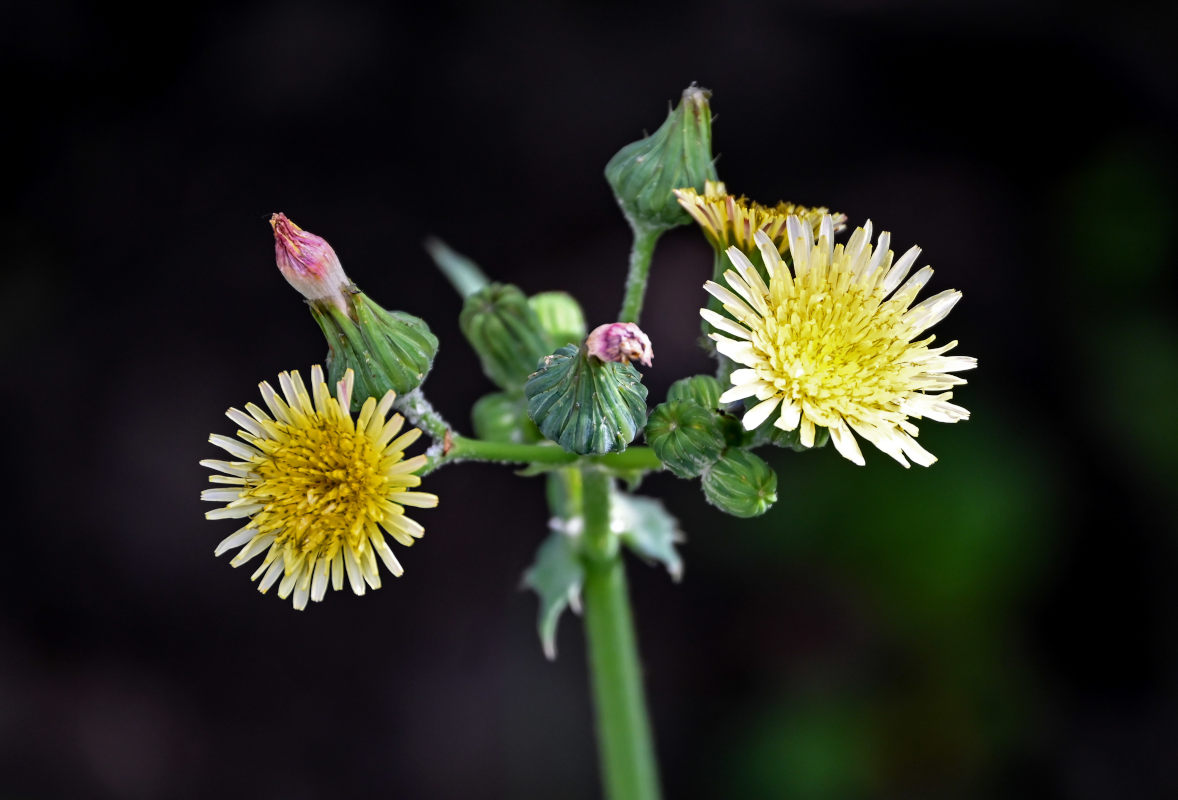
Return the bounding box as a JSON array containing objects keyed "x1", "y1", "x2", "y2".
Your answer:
[
  {"x1": 605, "y1": 84, "x2": 717, "y2": 231},
  {"x1": 528, "y1": 291, "x2": 587, "y2": 348},
  {"x1": 309, "y1": 292, "x2": 439, "y2": 410},
  {"x1": 666, "y1": 375, "x2": 723, "y2": 410},
  {"x1": 525, "y1": 344, "x2": 649, "y2": 455},
  {"x1": 644, "y1": 401, "x2": 725, "y2": 479},
  {"x1": 702, "y1": 449, "x2": 778, "y2": 518},
  {"x1": 585, "y1": 322, "x2": 653, "y2": 368},
  {"x1": 471, "y1": 391, "x2": 542, "y2": 444},
  {"x1": 270, "y1": 213, "x2": 351, "y2": 313},
  {"x1": 459, "y1": 283, "x2": 554, "y2": 395}
]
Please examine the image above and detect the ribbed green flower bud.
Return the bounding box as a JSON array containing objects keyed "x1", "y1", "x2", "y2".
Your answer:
[
  {"x1": 645, "y1": 401, "x2": 725, "y2": 478},
  {"x1": 605, "y1": 85, "x2": 717, "y2": 231},
  {"x1": 667, "y1": 375, "x2": 723, "y2": 409},
  {"x1": 459, "y1": 283, "x2": 554, "y2": 395},
  {"x1": 310, "y1": 293, "x2": 439, "y2": 411},
  {"x1": 272, "y1": 213, "x2": 438, "y2": 409},
  {"x1": 528, "y1": 291, "x2": 587, "y2": 348},
  {"x1": 471, "y1": 391, "x2": 542, "y2": 444},
  {"x1": 702, "y1": 449, "x2": 778, "y2": 518},
  {"x1": 525, "y1": 345, "x2": 649, "y2": 455}
]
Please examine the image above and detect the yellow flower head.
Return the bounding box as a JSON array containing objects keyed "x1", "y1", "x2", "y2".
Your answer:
[
  {"x1": 674, "y1": 180, "x2": 847, "y2": 255},
  {"x1": 201, "y1": 365, "x2": 438, "y2": 609},
  {"x1": 702, "y1": 218, "x2": 976, "y2": 467}
]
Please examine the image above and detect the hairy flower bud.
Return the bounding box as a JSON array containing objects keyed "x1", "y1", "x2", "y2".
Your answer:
[
  {"x1": 605, "y1": 84, "x2": 718, "y2": 231},
  {"x1": 585, "y1": 322, "x2": 653, "y2": 368},
  {"x1": 270, "y1": 213, "x2": 351, "y2": 313}
]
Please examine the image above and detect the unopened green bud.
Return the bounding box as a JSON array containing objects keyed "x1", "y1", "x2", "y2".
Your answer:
[
  {"x1": 702, "y1": 449, "x2": 778, "y2": 518},
  {"x1": 471, "y1": 391, "x2": 542, "y2": 444},
  {"x1": 525, "y1": 345, "x2": 649, "y2": 455},
  {"x1": 645, "y1": 401, "x2": 725, "y2": 478},
  {"x1": 459, "y1": 283, "x2": 554, "y2": 395},
  {"x1": 667, "y1": 375, "x2": 723, "y2": 409},
  {"x1": 310, "y1": 292, "x2": 439, "y2": 411},
  {"x1": 605, "y1": 84, "x2": 717, "y2": 231},
  {"x1": 528, "y1": 291, "x2": 587, "y2": 348}
]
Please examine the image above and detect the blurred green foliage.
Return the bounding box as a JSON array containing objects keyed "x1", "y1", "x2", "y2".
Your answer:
[{"x1": 1057, "y1": 136, "x2": 1178, "y2": 484}]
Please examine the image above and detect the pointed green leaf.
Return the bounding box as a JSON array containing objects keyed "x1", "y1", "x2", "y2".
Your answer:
[
  {"x1": 612, "y1": 492, "x2": 685, "y2": 581},
  {"x1": 522, "y1": 530, "x2": 585, "y2": 660},
  {"x1": 423, "y1": 237, "x2": 490, "y2": 297}
]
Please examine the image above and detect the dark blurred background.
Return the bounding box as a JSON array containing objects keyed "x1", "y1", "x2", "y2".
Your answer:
[{"x1": 4, "y1": 1, "x2": 1177, "y2": 798}]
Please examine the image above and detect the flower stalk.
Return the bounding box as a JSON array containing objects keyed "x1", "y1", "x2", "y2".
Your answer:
[
  {"x1": 580, "y1": 468, "x2": 661, "y2": 800},
  {"x1": 618, "y1": 223, "x2": 663, "y2": 324}
]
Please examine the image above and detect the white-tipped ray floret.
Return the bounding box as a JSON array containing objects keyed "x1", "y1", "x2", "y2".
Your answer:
[{"x1": 700, "y1": 219, "x2": 976, "y2": 468}]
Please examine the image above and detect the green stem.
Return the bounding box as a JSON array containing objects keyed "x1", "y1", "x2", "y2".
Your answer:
[
  {"x1": 617, "y1": 223, "x2": 664, "y2": 324},
  {"x1": 394, "y1": 388, "x2": 452, "y2": 442},
  {"x1": 580, "y1": 468, "x2": 661, "y2": 800},
  {"x1": 421, "y1": 435, "x2": 663, "y2": 476}
]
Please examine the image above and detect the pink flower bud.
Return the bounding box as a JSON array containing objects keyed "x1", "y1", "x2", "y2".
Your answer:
[
  {"x1": 585, "y1": 322, "x2": 653, "y2": 368},
  {"x1": 270, "y1": 213, "x2": 351, "y2": 313}
]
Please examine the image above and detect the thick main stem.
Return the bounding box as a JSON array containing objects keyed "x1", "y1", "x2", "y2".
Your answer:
[
  {"x1": 617, "y1": 224, "x2": 663, "y2": 324},
  {"x1": 580, "y1": 469, "x2": 661, "y2": 800}
]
